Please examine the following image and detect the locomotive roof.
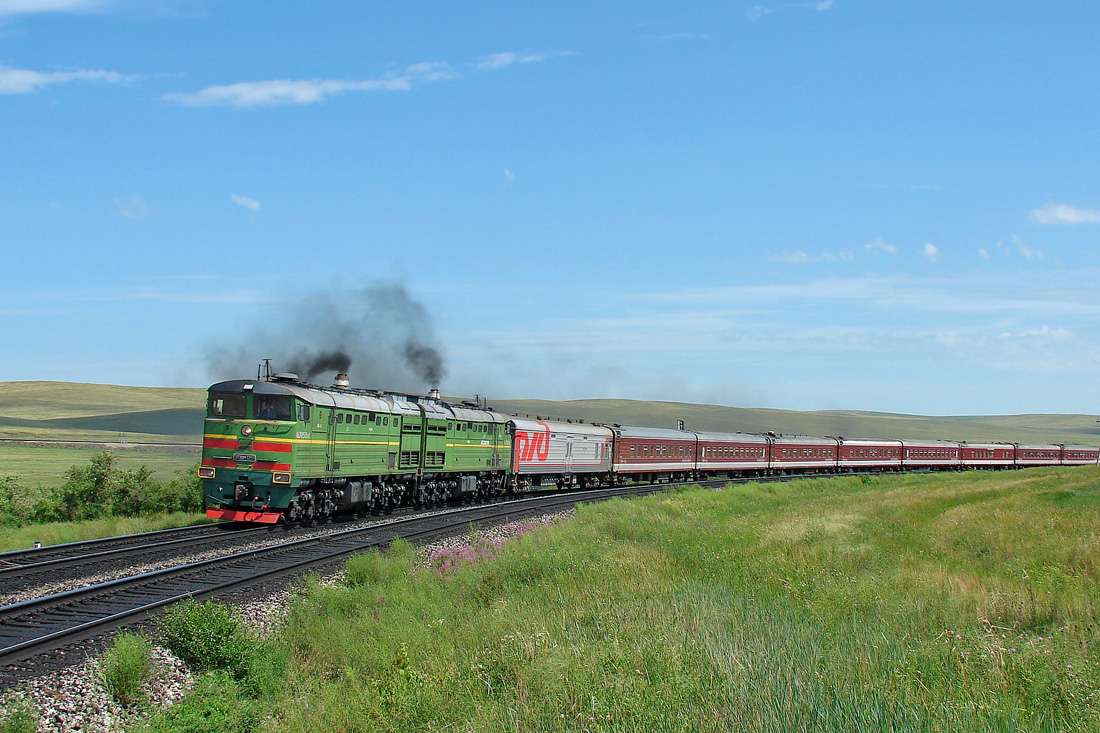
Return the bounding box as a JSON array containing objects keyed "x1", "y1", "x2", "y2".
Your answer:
[{"x1": 209, "y1": 379, "x2": 512, "y2": 422}]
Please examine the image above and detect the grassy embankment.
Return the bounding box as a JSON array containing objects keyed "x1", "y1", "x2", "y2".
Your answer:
[{"x1": 172, "y1": 466, "x2": 1100, "y2": 732}]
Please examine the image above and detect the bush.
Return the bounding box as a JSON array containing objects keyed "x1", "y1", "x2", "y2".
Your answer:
[
  {"x1": 144, "y1": 671, "x2": 258, "y2": 733},
  {"x1": 0, "y1": 699, "x2": 38, "y2": 733},
  {"x1": 159, "y1": 599, "x2": 255, "y2": 678},
  {"x1": 99, "y1": 632, "x2": 154, "y2": 706}
]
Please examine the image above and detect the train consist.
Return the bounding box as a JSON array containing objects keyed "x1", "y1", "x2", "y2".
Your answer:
[{"x1": 200, "y1": 373, "x2": 1100, "y2": 524}]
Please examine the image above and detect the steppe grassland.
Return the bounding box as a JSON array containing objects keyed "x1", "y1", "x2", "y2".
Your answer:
[
  {"x1": 264, "y1": 467, "x2": 1099, "y2": 733},
  {"x1": 0, "y1": 513, "x2": 210, "y2": 553},
  {"x1": 0, "y1": 444, "x2": 198, "y2": 488}
]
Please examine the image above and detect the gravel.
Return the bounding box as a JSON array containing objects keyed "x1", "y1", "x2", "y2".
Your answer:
[
  {"x1": 0, "y1": 646, "x2": 190, "y2": 733},
  {"x1": 0, "y1": 509, "x2": 573, "y2": 732},
  {"x1": 0, "y1": 507, "x2": 466, "y2": 607}
]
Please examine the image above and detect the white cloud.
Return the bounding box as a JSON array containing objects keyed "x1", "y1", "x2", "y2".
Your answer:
[
  {"x1": 815, "y1": 1, "x2": 836, "y2": 9},
  {"x1": 0, "y1": 0, "x2": 107, "y2": 13},
  {"x1": 977, "y1": 248, "x2": 990, "y2": 259},
  {"x1": 163, "y1": 62, "x2": 455, "y2": 108},
  {"x1": 1012, "y1": 234, "x2": 1043, "y2": 261},
  {"x1": 1028, "y1": 202, "x2": 1100, "y2": 225},
  {"x1": 747, "y1": 5, "x2": 774, "y2": 19},
  {"x1": 999, "y1": 325, "x2": 1073, "y2": 342},
  {"x1": 477, "y1": 51, "x2": 574, "y2": 71},
  {"x1": 865, "y1": 237, "x2": 899, "y2": 255},
  {"x1": 0, "y1": 65, "x2": 125, "y2": 94},
  {"x1": 921, "y1": 243, "x2": 939, "y2": 262},
  {"x1": 231, "y1": 194, "x2": 261, "y2": 212},
  {"x1": 114, "y1": 196, "x2": 148, "y2": 218},
  {"x1": 769, "y1": 250, "x2": 854, "y2": 264},
  {"x1": 503, "y1": 169, "x2": 515, "y2": 185}
]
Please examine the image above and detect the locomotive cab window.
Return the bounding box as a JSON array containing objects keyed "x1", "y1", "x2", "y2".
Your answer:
[
  {"x1": 254, "y1": 395, "x2": 293, "y2": 420},
  {"x1": 297, "y1": 404, "x2": 310, "y2": 422},
  {"x1": 211, "y1": 393, "x2": 246, "y2": 418}
]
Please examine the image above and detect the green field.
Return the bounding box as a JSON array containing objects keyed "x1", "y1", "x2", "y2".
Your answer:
[
  {"x1": 147, "y1": 466, "x2": 1100, "y2": 732},
  {"x1": 0, "y1": 443, "x2": 198, "y2": 487}
]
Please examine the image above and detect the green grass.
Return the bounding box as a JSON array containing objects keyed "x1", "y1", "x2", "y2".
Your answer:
[
  {"x1": 251, "y1": 466, "x2": 1100, "y2": 732},
  {"x1": 0, "y1": 381, "x2": 205, "y2": 442},
  {"x1": 0, "y1": 512, "x2": 209, "y2": 553},
  {"x1": 0, "y1": 443, "x2": 199, "y2": 488}
]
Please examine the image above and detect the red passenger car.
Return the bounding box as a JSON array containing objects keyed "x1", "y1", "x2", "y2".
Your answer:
[
  {"x1": 694, "y1": 431, "x2": 769, "y2": 477},
  {"x1": 901, "y1": 440, "x2": 961, "y2": 470},
  {"x1": 1015, "y1": 444, "x2": 1061, "y2": 467},
  {"x1": 839, "y1": 439, "x2": 903, "y2": 470},
  {"x1": 769, "y1": 435, "x2": 839, "y2": 473},
  {"x1": 959, "y1": 442, "x2": 1015, "y2": 469},
  {"x1": 611, "y1": 426, "x2": 696, "y2": 483},
  {"x1": 1061, "y1": 444, "x2": 1100, "y2": 466}
]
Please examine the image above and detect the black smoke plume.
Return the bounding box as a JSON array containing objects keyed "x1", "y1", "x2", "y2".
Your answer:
[
  {"x1": 205, "y1": 282, "x2": 447, "y2": 392},
  {"x1": 285, "y1": 350, "x2": 352, "y2": 382}
]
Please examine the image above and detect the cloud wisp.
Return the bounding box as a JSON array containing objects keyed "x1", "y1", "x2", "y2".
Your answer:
[
  {"x1": 164, "y1": 62, "x2": 455, "y2": 108},
  {"x1": 0, "y1": 0, "x2": 108, "y2": 14},
  {"x1": 921, "y1": 243, "x2": 939, "y2": 262},
  {"x1": 1028, "y1": 202, "x2": 1100, "y2": 225},
  {"x1": 477, "y1": 50, "x2": 573, "y2": 71},
  {"x1": 865, "y1": 237, "x2": 900, "y2": 255},
  {"x1": 165, "y1": 51, "x2": 570, "y2": 108},
  {"x1": 0, "y1": 65, "x2": 128, "y2": 94},
  {"x1": 769, "y1": 250, "x2": 854, "y2": 264},
  {"x1": 231, "y1": 194, "x2": 261, "y2": 211}
]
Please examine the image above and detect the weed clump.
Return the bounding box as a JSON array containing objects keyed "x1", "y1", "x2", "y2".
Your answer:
[
  {"x1": 158, "y1": 599, "x2": 255, "y2": 679},
  {"x1": 0, "y1": 700, "x2": 37, "y2": 733},
  {"x1": 99, "y1": 632, "x2": 154, "y2": 706},
  {"x1": 143, "y1": 671, "x2": 258, "y2": 733}
]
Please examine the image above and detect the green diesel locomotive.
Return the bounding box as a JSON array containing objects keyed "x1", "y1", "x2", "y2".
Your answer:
[{"x1": 201, "y1": 373, "x2": 511, "y2": 523}]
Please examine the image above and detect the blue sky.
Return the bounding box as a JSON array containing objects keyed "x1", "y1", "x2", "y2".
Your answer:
[{"x1": 2, "y1": 1, "x2": 1099, "y2": 416}]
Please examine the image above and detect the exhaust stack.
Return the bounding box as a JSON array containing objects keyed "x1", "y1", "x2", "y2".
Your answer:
[{"x1": 333, "y1": 373, "x2": 350, "y2": 388}]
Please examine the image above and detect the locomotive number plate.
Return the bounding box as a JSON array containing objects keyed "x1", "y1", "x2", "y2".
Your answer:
[{"x1": 233, "y1": 453, "x2": 256, "y2": 463}]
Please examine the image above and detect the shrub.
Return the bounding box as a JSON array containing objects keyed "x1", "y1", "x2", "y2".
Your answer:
[
  {"x1": 144, "y1": 671, "x2": 258, "y2": 733},
  {"x1": 0, "y1": 699, "x2": 38, "y2": 733},
  {"x1": 99, "y1": 632, "x2": 154, "y2": 706},
  {"x1": 159, "y1": 599, "x2": 255, "y2": 678},
  {"x1": 155, "y1": 464, "x2": 205, "y2": 514}
]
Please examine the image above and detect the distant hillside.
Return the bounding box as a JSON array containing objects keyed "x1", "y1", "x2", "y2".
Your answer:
[
  {"x1": 0, "y1": 381, "x2": 1096, "y2": 446},
  {"x1": 486, "y1": 398, "x2": 1100, "y2": 446},
  {"x1": 0, "y1": 381, "x2": 206, "y2": 443}
]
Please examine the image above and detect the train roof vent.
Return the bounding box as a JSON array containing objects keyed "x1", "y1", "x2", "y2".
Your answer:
[{"x1": 271, "y1": 373, "x2": 300, "y2": 382}]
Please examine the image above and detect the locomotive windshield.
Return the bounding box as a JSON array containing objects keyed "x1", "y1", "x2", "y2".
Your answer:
[
  {"x1": 255, "y1": 395, "x2": 293, "y2": 420},
  {"x1": 210, "y1": 393, "x2": 246, "y2": 417}
]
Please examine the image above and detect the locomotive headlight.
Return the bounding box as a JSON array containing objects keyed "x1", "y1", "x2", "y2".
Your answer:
[
  {"x1": 198, "y1": 467, "x2": 215, "y2": 479},
  {"x1": 241, "y1": 424, "x2": 253, "y2": 436},
  {"x1": 273, "y1": 472, "x2": 291, "y2": 484}
]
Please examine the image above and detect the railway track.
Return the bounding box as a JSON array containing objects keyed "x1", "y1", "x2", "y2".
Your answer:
[
  {"x1": 0, "y1": 521, "x2": 261, "y2": 570},
  {"x1": 0, "y1": 483, "x2": 660, "y2": 674}
]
